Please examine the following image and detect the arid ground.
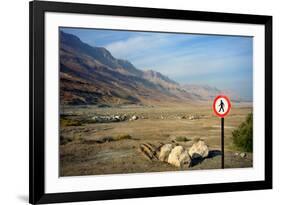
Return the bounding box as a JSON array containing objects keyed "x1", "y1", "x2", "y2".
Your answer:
[{"x1": 59, "y1": 102, "x2": 253, "y2": 176}]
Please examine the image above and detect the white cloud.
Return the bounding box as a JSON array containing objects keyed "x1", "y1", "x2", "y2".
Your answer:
[
  {"x1": 105, "y1": 35, "x2": 160, "y2": 59},
  {"x1": 104, "y1": 34, "x2": 196, "y2": 61},
  {"x1": 104, "y1": 33, "x2": 252, "y2": 100}
]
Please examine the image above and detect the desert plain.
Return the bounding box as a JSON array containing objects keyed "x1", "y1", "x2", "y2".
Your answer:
[{"x1": 60, "y1": 102, "x2": 253, "y2": 176}]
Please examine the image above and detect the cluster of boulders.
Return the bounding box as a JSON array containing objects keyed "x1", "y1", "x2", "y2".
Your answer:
[
  {"x1": 91, "y1": 114, "x2": 140, "y2": 123},
  {"x1": 90, "y1": 114, "x2": 202, "y2": 123},
  {"x1": 174, "y1": 115, "x2": 201, "y2": 120},
  {"x1": 139, "y1": 140, "x2": 209, "y2": 168},
  {"x1": 170, "y1": 146, "x2": 190, "y2": 167},
  {"x1": 188, "y1": 140, "x2": 209, "y2": 159},
  {"x1": 234, "y1": 152, "x2": 247, "y2": 158},
  {"x1": 92, "y1": 115, "x2": 127, "y2": 123},
  {"x1": 188, "y1": 115, "x2": 200, "y2": 120}
]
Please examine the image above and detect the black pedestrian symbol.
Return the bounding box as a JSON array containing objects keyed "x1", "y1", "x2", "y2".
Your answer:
[{"x1": 218, "y1": 99, "x2": 225, "y2": 113}]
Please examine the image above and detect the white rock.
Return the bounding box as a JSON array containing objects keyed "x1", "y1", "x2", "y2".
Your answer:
[
  {"x1": 240, "y1": 152, "x2": 246, "y2": 158},
  {"x1": 159, "y1": 144, "x2": 173, "y2": 162},
  {"x1": 188, "y1": 140, "x2": 209, "y2": 159},
  {"x1": 130, "y1": 115, "x2": 138, "y2": 121},
  {"x1": 168, "y1": 146, "x2": 191, "y2": 168},
  {"x1": 114, "y1": 115, "x2": 120, "y2": 120}
]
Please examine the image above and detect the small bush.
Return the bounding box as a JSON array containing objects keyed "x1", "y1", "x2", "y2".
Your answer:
[
  {"x1": 97, "y1": 135, "x2": 132, "y2": 143},
  {"x1": 115, "y1": 134, "x2": 132, "y2": 141},
  {"x1": 60, "y1": 135, "x2": 73, "y2": 145},
  {"x1": 60, "y1": 117, "x2": 82, "y2": 127},
  {"x1": 232, "y1": 113, "x2": 253, "y2": 152},
  {"x1": 73, "y1": 134, "x2": 83, "y2": 141},
  {"x1": 175, "y1": 136, "x2": 191, "y2": 142},
  {"x1": 101, "y1": 136, "x2": 114, "y2": 142}
]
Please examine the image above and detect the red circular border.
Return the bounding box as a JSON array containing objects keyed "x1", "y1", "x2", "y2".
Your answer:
[{"x1": 213, "y1": 95, "x2": 231, "y2": 118}]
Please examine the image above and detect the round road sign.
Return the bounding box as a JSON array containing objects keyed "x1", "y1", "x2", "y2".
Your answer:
[{"x1": 213, "y1": 95, "x2": 231, "y2": 118}]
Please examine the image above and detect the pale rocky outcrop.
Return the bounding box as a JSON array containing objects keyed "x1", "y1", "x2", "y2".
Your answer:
[
  {"x1": 188, "y1": 140, "x2": 209, "y2": 159},
  {"x1": 92, "y1": 115, "x2": 126, "y2": 123},
  {"x1": 130, "y1": 115, "x2": 138, "y2": 121},
  {"x1": 167, "y1": 146, "x2": 191, "y2": 168},
  {"x1": 159, "y1": 144, "x2": 174, "y2": 162},
  {"x1": 240, "y1": 152, "x2": 246, "y2": 158},
  {"x1": 189, "y1": 115, "x2": 200, "y2": 120}
]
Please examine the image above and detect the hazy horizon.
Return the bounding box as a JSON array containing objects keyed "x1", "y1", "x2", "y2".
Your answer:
[{"x1": 60, "y1": 27, "x2": 253, "y2": 101}]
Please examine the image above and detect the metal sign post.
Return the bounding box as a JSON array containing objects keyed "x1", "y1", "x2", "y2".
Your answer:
[
  {"x1": 221, "y1": 117, "x2": 224, "y2": 169},
  {"x1": 213, "y1": 95, "x2": 231, "y2": 169}
]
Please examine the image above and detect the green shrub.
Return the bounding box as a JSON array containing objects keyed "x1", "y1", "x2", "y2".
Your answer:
[
  {"x1": 60, "y1": 117, "x2": 82, "y2": 127},
  {"x1": 98, "y1": 134, "x2": 132, "y2": 143},
  {"x1": 175, "y1": 136, "x2": 191, "y2": 142},
  {"x1": 60, "y1": 135, "x2": 73, "y2": 145},
  {"x1": 115, "y1": 134, "x2": 132, "y2": 141},
  {"x1": 101, "y1": 136, "x2": 114, "y2": 142},
  {"x1": 232, "y1": 113, "x2": 253, "y2": 152}
]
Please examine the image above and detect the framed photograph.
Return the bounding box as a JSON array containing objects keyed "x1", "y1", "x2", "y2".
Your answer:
[{"x1": 29, "y1": 0, "x2": 272, "y2": 204}]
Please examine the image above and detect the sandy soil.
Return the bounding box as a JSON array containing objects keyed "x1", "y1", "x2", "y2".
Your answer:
[{"x1": 59, "y1": 102, "x2": 253, "y2": 176}]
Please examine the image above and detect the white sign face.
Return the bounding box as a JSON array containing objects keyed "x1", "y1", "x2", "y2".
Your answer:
[{"x1": 213, "y1": 95, "x2": 231, "y2": 118}]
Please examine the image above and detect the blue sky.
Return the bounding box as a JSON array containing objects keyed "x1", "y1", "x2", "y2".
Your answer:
[{"x1": 61, "y1": 27, "x2": 253, "y2": 100}]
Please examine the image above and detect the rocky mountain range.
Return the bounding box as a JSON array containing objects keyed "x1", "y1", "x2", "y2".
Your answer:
[{"x1": 59, "y1": 31, "x2": 237, "y2": 105}]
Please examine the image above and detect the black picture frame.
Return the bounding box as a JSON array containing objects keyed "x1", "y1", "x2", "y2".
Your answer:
[{"x1": 29, "y1": 1, "x2": 272, "y2": 204}]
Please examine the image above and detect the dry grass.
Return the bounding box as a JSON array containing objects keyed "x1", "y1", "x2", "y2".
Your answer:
[
  {"x1": 115, "y1": 134, "x2": 132, "y2": 140},
  {"x1": 193, "y1": 137, "x2": 201, "y2": 143},
  {"x1": 60, "y1": 117, "x2": 82, "y2": 127},
  {"x1": 97, "y1": 134, "x2": 133, "y2": 142},
  {"x1": 60, "y1": 135, "x2": 73, "y2": 145},
  {"x1": 60, "y1": 102, "x2": 253, "y2": 176},
  {"x1": 175, "y1": 136, "x2": 191, "y2": 142}
]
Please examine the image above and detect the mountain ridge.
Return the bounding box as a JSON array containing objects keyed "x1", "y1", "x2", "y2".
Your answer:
[
  {"x1": 59, "y1": 31, "x2": 241, "y2": 105},
  {"x1": 60, "y1": 31, "x2": 192, "y2": 105}
]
